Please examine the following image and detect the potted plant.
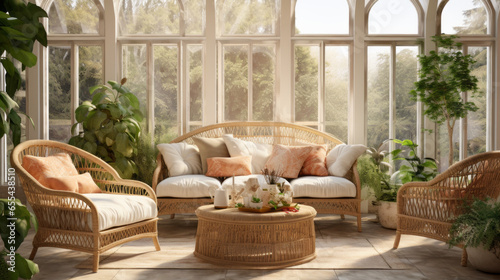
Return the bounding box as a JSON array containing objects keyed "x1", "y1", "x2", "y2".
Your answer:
[
  {"x1": 410, "y1": 35, "x2": 480, "y2": 168},
  {"x1": 0, "y1": 0, "x2": 47, "y2": 146},
  {"x1": 364, "y1": 139, "x2": 438, "y2": 229},
  {"x1": 448, "y1": 198, "x2": 500, "y2": 273},
  {"x1": 69, "y1": 78, "x2": 143, "y2": 179},
  {"x1": 0, "y1": 199, "x2": 39, "y2": 279}
]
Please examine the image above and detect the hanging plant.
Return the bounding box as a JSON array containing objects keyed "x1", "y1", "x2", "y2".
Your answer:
[{"x1": 69, "y1": 78, "x2": 143, "y2": 179}]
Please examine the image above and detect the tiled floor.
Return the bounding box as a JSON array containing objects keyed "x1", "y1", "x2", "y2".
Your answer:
[{"x1": 16, "y1": 214, "x2": 500, "y2": 280}]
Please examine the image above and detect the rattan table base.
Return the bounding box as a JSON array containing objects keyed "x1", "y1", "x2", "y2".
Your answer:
[{"x1": 194, "y1": 205, "x2": 317, "y2": 268}]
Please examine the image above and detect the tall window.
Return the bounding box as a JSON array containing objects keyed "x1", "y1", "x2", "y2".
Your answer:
[
  {"x1": 47, "y1": 0, "x2": 104, "y2": 143},
  {"x1": 217, "y1": 0, "x2": 279, "y2": 122},
  {"x1": 366, "y1": 0, "x2": 421, "y2": 147},
  {"x1": 118, "y1": 0, "x2": 205, "y2": 138},
  {"x1": 437, "y1": 0, "x2": 492, "y2": 170},
  {"x1": 293, "y1": 0, "x2": 351, "y2": 142}
]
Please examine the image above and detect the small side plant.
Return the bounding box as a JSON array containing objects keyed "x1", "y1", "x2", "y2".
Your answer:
[
  {"x1": 0, "y1": 199, "x2": 39, "y2": 279},
  {"x1": 391, "y1": 139, "x2": 438, "y2": 184},
  {"x1": 69, "y1": 78, "x2": 143, "y2": 179},
  {"x1": 448, "y1": 198, "x2": 500, "y2": 259}
]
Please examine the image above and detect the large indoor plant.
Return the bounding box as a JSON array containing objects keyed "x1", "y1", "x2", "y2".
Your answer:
[
  {"x1": 69, "y1": 78, "x2": 143, "y2": 179},
  {"x1": 0, "y1": 0, "x2": 47, "y2": 146},
  {"x1": 448, "y1": 198, "x2": 500, "y2": 273},
  {"x1": 0, "y1": 199, "x2": 39, "y2": 279},
  {"x1": 364, "y1": 139, "x2": 438, "y2": 229},
  {"x1": 410, "y1": 35, "x2": 479, "y2": 168}
]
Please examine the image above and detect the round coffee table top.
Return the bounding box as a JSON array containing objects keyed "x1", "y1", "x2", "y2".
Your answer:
[{"x1": 195, "y1": 204, "x2": 317, "y2": 224}]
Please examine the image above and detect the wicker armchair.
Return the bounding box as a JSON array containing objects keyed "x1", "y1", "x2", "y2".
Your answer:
[
  {"x1": 11, "y1": 140, "x2": 160, "y2": 272},
  {"x1": 393, "y1": 151, "x2": 500, "y2": 266}
]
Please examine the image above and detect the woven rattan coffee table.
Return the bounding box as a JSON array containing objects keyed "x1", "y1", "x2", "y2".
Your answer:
[{"x1": 194, "y1": 205, "x2": 317, "y2": 268}]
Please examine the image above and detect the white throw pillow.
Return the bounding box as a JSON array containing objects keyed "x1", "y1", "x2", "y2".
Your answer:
[
  {"x1": 326, "y1": 144, "x2": 366, "y2": 177},
  {"x1": 157, "y1": 142, "x2": 202, "y2": 177},
  {"x1": 222, "y1": 134, "x2": 273, "y2": 173}
]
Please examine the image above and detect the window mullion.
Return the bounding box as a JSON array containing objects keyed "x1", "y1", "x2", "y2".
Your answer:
[
  {"x1": 179, "y1": 42, "x2": 185, "y2": 135},
  {"x1": 71, "y1": 43, "x2": 78, "y2": 129},
  {"x1": 148, "y1": 43, "x2": 154, "y2": 135},
  {"x1": 389, "y1": 44, "x2": 396, "y2": 141},
  {"x1": 319, "y1": 42, "x2": 325, "y2": 131}
]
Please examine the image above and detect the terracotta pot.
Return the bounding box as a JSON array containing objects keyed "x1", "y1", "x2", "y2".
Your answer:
[
  {"x1": 466, "y1": 246, "x2": 500, "y2": 274},
  {"x1": 378, "y1": 201, "x2": 397, "y2": 229}
]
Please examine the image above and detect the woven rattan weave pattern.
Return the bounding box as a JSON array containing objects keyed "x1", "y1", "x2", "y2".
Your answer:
[
  {"x1": 11, "y1": 140, "x2": 161, "y2": 272},
  {"x1": 152, "y1": 121, "x2": 362, "y2": 231},
  {"x1": 194, "y1": 205, "x2": 317, "y2": 268},
  {"x1": 393, "y1": 151, "x2": 500, "y2": 267}
]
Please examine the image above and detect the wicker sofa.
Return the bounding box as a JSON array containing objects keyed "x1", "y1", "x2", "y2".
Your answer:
[{"x1": 152, "y1": 121, "x2": 363, "y2": 231}]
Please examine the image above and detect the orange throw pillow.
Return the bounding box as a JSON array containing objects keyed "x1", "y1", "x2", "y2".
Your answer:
[
  {"x1": 22, "y1": 153, "x2": 79, "y2": 186},
  {"x1": 300, "y1": 145, "x2": 328, "y2": 176},
  {"x1": 265, "y1": 145, "x2": 313, "y2": 178},
  {"x1": 205, "y1": 156, "x2": 252, "y2": 177},
  {"x1": 45, "y1": 173, "x2": 102, "y2": 194}
]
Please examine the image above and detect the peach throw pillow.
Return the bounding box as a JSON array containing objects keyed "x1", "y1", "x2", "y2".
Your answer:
[
  {"x1": 300, "y1": 145, "x2": 328, "y2": 176},
  {"x1": 45, "y1": 173, "x2": 102, "y2": 193},
  {"x1": 265, "y1": 145, "x2": 313, "y2": 178},
  {"x1": 205, "y1": 156, "x2": 252, "y2": 177},
  {"x1": 22, "y1": 153, "x2": 79, "y2": 186}
]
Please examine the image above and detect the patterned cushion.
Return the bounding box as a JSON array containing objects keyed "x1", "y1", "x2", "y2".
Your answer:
[
  {"x1": 300, "y1": 145, "x2": 328, "y2": 176},
  {"x1": 264, "y1": 145, "x2": 313, "y2": 178},
  {"x1": 22, "y1": 153, "x2": 79, "y2": 187},
  {"x1": 205, "y1": 156, "x2": 252, "y2": 177}
]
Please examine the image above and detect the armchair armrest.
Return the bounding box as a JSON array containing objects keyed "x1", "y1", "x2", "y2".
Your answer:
[{"x1": 101, "y1": 179, "x2": 157, "y2": 203}]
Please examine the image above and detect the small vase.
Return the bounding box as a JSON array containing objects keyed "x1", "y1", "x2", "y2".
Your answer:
[{"x1": 249, "y1": 201, "x2": 263, "y2": 209}]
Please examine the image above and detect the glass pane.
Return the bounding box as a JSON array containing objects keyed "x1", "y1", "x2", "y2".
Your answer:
[
  {"x1": 122, "y1": 45, "x2": 147, "y2": 116},
  {"x1": 295, "y1": 45, "x2": 319, "y2": 122},
  {"x1": 467, "y1": 46, "x2": 488, "y2": 157},
  {"x1": 188, "y1": 45, "x2": 203, "y2": 124},
  {"x1": 325, "y1": 46, "x2": 349, "y2": 143},
  {"x1": 216, "y1": 0, "x2": 279, "y2": 35},
  {"x1": 119, "y1": 0, "x2": 180, "y2": 35},
  {"x1": 295, "y1": 0, "x2": 349, "y2": 35},
  {"x1": 367, "y1": 46, "x2": 390, "y2": 148},
  {"x1": 153, "y1": 45, "x2": 179, "y2": 138},
  {"x1": 49, "y1": 46, "x2": 72, "y2": 142},
  {"x1": 252, "y1": 45, "x2": 275, "y2": 121},
  {"x1": 441, "y1": 0, "x2": 488, "y2": 35},
  {"x1": 79, "y1": 46, "x2": 103, "y2": 103},
  {"x1": 368, "y1": 0, "x2": 418, "y2": 34},
  {"x1": 395, "y1": 46, "x2": 418, "y2": 141},
  {"x1": 183, "y1": 0, "x2": 206, "y2": 35},
  {"x1": 49, "y1": 0, "x2": 100, "y2": 34},
  {"x1": 224, "y1": 45, "x2": 248, "y2": 121}
]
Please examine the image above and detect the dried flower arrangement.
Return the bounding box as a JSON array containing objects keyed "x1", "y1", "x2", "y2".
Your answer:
[{"x1": 261, "y1": 167, "x2": 283, "y2": 185}]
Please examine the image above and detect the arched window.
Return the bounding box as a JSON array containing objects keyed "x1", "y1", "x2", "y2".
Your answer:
[
  {"x1": 48, "y1": 0, "x2": 102, "y2": 34},
  {"x1": 46, "y1": 0, "x2": 104, "y2": 143},
  {"x1": 440, "y1": 0, "x2": 489, "y2": 34},
  {"x1": 367, "y1": 0, "x2": 419, "y2": 35},
  {"x1": 216, "y1": 0, "x2": 279, "y2": 35},
  {"x1": 119, "y1": 0, "x2": 180, "y2": 35},
  {"x1": 295, "y1": 0, "x2": 350, "y2": 35}
]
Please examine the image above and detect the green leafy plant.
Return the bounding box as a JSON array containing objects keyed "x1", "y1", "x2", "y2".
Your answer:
[
  {"x1": 0, "y1": 0, "x2": 47, "y2": 146},
  {"x1": 0, "y1": 199, "x2": 39, "y2": 279},
  {"x1": 69, "y1": 78, "x2": 143, "y2": 179},
  {"x1": 391, "y1": 139, "x2": 438, "y2": 184},
  {"x1": 448, "y1": 198, "x2": 500, "y2": 259},
  {"x1": 410, "y1": 35, "x2": 480, "y2": 167},
  {"x1": 251, "y1": 197, "x2": 261, "y2": 203}
]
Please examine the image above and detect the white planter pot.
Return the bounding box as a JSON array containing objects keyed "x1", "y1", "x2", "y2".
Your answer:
[
  {"x1": 466, "y1": 246, "x2": 500, "y2": 274},
  {"x1": 378, "y1": 201, "x2": 397, "y2": 229},
  {"x1": 249, "y1": 201, "x2": 263, "y2": 209}
]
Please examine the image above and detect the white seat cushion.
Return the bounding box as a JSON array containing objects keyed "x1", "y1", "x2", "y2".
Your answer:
[
  {"x1": 221, "y1": 174, "x2": 290, "y2": 190},
  {"x1": 291, "y1": 176, "x2": 356, "y2": 198},
  {"x1": 156, "y1": 175, "x2": 221, "y2": 198},
  {"x1": 83, "y1": 193, "x2": 157, "y2": 231}
]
